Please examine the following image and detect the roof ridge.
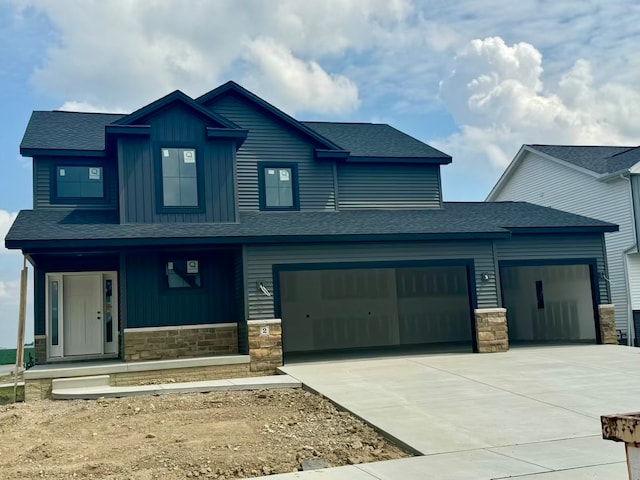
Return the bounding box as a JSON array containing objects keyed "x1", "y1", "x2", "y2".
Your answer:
[
  {"x1": 606, "y1": 146, "x2": 640, "y2": 159},
  {"x1": 48, "y1": 110, "x2": 126, "y2": 116}
]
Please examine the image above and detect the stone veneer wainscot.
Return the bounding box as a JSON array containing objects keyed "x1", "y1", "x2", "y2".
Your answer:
[{"x1": 123, "y1": 323, "x2": 238, "y2": 362}]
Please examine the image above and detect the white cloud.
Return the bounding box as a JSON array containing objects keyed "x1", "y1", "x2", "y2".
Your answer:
[
  {"x1": 243, "y1": 37, "x2": 359, "y2": 115},
  {"x1": 58, "y1": 101, "x2": 127, "y2": 114},
  {"x1": 18, "y1": 0, "x2": 413, "y2": 113},
  {"x1": 0, "y1": 210, "x2": 18, "y2": 256},
  {"x1": 436, "y1": 37, "x2": 640, "y2": 181}
]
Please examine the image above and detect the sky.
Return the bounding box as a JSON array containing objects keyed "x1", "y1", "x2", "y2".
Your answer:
[{"x1": 1, "y1": 0, "x2": 640, "y2": 347}]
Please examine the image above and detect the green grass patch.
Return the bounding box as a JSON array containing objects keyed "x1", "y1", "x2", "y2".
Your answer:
[{"x1": 0, "y1": 348, "x2": 35, "y2": 366}]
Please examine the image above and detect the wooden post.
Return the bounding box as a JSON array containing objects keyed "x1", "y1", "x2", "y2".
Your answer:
[{"x1": 13, "y1": 256, "x2": 27, "y2": 402}]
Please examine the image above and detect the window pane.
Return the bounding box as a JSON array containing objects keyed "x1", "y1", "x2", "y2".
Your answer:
[
  {"x1": 57, "y1": 182, "x2": 82, "y2": 198},
  {"x1": 81, "y1": 181, "x2": 104, "y2": 198},
  {"x1": 279, "y1": 186, "x2": 293, "y2": 207},
  {"x1": 166, "y1": 260, "x2": 201, "y2": 289},
  {"x1": 50, "y1": 281, "x2": 59, "y2": 346},
  {"x1": 163, "y1": 177, "x2": 181, "y2": 206},
  {"x1": 264, "y1": 168, "x2": 279, "y2": 188},
  {"x1": 266, "y1": 187, "x2": 280, "y2": 207},
  {"x1": 179, "y1": 177, "x2": 198, "y2": 206},
  {"x1": 162, "y1": 155, "x2": 180, "y2": 178},
  {"x1": 161, "y1": 148, "x2": 198, "y2": 207}
]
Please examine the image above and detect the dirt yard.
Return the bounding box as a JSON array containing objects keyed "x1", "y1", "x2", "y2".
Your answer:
[{"x1": 0, "y1": 389, "x2": 410, "y2": 479}]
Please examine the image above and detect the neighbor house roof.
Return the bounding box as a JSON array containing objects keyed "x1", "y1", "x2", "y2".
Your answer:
[
  {"x1": 487, "y1": 144, "x2": 640, "y2": 201},
  {"x1": 5, "y1": 202, "x2": 617, "y2": 250},
  {"x1": 529, "y1": 145, "x2": 638, "y2": 175},
  {"x1": 302, "y1": 122, "x2": 451, "y2": 162}
]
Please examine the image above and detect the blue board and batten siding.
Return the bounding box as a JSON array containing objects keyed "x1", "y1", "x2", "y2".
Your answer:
[
  {"x1": 124, "y1": 251, "x2": 237, "y2": 328},
  {"x1": 118, "y1": 103, "x2": 237, "y2": 223},
  {"x1": 244, "y1": 241, "x2": 498, "y2": 320},
  {"x1": 495, "y1": 234, "x2": 610, "y2": 304},
  {"x1": 33, "y1": 157, "x2": 118, "y2": 209},
  {"x1": 337, "y1": 164, "x2": 442, "y2": 209},
  {"x1": 204, "y1": 93, "x2": 337, "y2": 211}
]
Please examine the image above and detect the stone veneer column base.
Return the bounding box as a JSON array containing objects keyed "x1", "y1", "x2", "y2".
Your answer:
[
  {"x1": 34, "y1": 336, "x2": 46, "y2": 365},
  {"x1": 598, "y1": 304, "x2": 617, "y2": 345},
  {"x1": 123, "y1": 323, "x2": 238, "y2": 361},
  {"x1": 247, "y1": 319, "x2": 283, "y2": 374},
  {"x1": 474, "y1": 308, "x2": 509, "y2": 353}
]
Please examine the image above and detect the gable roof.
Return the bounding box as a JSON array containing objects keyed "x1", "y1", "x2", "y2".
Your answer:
[
  {"x1": 196, "y1": 81, "x2": 342, "y2": 151},
  {"x1": 20, "y1": 111, "x2": 125, "y2": 154},
  {"x1": 113, "y1": 89, "x2": 239, "y2": 129},
  {"x1": 5, "y1": 201, "x2": 617, "y2": 250},
  {"x1": 529, "y1": 145, "x2": 637, "y2": 174},
  {"x1": 487, "y1": 144, "x2": 640, "y2": 201},
  {"x1": 302, "y1": 122, "x2": 451, "y2": 162}
]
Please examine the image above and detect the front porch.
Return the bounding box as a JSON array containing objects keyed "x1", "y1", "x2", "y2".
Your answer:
[{"x1": 24, "y1": 354, "x2": 251, "y2": 400}]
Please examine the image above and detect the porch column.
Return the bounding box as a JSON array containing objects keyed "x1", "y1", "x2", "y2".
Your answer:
[
  {"x1": 34, "y1": 335, "x2": 46, "y2": 365},
  {"x1": 247, "y1": 319, "x2": 283, "y2": 374},
  {"x1": 598, "y1": 304, "x2": 618, "y2": 344},
  {"x1": 474, "y1": 308, "x2": 509, "y2": 353}
]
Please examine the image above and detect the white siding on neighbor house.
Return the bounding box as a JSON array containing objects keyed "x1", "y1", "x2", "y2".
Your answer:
[
  {"x1": 492, "y1": 150, "x2": 635, "y2": 335},
  {"x1": 627, "y1": 254, "x2": 640, "y2": 310}
]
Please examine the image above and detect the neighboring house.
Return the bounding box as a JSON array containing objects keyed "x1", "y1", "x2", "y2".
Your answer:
[
  {"x1": 4, "y1": 82, "x2": 620, "y2": 371},
  {"x1": 487, "y1": 144, "x2": 640, "y2": 346}
]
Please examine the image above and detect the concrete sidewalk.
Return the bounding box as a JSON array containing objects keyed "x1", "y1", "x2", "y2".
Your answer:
[{"x1": 265, "y1": 345, "x2": 638, "y2": 479}]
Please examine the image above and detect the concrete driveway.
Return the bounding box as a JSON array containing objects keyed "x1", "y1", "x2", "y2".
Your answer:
[{"x1": 277, "y1": 345, "x2": 638, "y2": 479}]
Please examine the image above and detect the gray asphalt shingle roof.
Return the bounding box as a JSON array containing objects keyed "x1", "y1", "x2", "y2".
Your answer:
[
  {"x1": 303, "y1": 122, "x2": 450, "y2": 159},
  {"x1": 19, "y1": 111, "x2": 449, "y2": 162},
  {"x1": 529, "y1": 145, "x2": 640, "y2": 175},
  {"x1": 20, "y1": 111, "x2": 126, "y2": 151},
  {"x1": 5, "y1": 202, "x2": 617, "y2": 249}
]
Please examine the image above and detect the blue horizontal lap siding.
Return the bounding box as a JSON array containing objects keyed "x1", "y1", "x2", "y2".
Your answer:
[
  {"x1": 245, "y1": 241, "x2": 497, "y2": 320},
  {"x1": 495, "y1": 234, "x2": 610, "y2": 303},
  {"x1": 125, "y1": 252, "x2": 237, "y2": 328},
  {"x1": 119, "y1": 103, "x2": 236, "y2": 223},
  {"x1": 204, "y1": 94, "x2": 336, "y2": 211},
  {"x1": 34, "y1": 157, "x2": 118, "y2": 209},
  {"x1": 337, "y1": 164, "x2": 442, "y2": 209}
]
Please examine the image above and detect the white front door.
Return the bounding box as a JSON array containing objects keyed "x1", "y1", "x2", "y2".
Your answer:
[{"x1": 62, "y1": 274, "x2": 103, "y2": 356}]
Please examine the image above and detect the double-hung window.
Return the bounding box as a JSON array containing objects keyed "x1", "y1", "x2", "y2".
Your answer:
[
  {"x1": 259, "y1": 163, "x2": 299, "y2": 211},
  {"x1": 160, "y1": 147, "x2": 199, "y2": 208}
]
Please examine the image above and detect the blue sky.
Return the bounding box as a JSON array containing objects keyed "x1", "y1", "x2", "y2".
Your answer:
[{"x1": 1, "y1": 0, "x2": 640, "y2": 347}]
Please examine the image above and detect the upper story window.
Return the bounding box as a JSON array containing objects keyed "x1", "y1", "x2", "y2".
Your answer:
[
  {"x1": 56, "y1": 166, "x2": 104, "y2": 199},
  {"x1": 259, "y1": 163, "x2": 299, "y2": 211},
  {"x1": 160, "y1": 147, "x2": 199, "y2": 208}
]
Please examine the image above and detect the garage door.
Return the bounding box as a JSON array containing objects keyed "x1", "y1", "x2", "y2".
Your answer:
[
  {"x1": 500, "y1": 264, "x2": 596, "y2": 343},
  {"x1": 278, "y1": 265, "x2": 473, "y2": 353}
]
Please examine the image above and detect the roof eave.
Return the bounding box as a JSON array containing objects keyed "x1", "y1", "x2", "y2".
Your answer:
[
  {"x1": 7, "y1": 230, "x2": 511, "y2": 251},
  {"x1": 19, "y1": 148, "x2": 106, "y2": 158},
  {"x1": 506, "y1": 225, "x2": 619, "y2": 234},
  {"x1": 345, "y1": 155, "x2": 452, "y2": 165}
]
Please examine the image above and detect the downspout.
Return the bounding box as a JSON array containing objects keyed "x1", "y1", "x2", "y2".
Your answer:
[{"x1": 621, "y1": 173, "x2": 636, "y2": 346}]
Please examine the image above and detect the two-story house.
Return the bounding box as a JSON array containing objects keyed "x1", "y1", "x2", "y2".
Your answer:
[
  {"x1": 488, "y1": 144, "x2": 640, "y2": 347},
  {"x1": 5, "y1": 82, "x2": 620, "y2": 376}
]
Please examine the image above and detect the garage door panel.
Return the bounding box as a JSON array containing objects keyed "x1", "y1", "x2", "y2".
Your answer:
[
  {"x1": 502, "y1": 264, "x2": 596, "y2": 343},
  {"x1": 280, "y1": 264, "x2": 473, "y2": 354}
]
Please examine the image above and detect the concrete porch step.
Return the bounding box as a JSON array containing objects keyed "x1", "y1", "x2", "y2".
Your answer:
[
  {"x1": 52, "y1": 374, "x2": 301, "y2": 400},
  {"x1": 52, "y1": 375, "x2": 110, "y2": 390}
]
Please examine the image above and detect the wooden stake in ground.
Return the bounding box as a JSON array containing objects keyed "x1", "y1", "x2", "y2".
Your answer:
[{"x1": 13, "y1": 256, "x2": 27, "y2": 403}]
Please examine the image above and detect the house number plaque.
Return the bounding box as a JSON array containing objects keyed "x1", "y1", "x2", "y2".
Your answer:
[{"x1": 260, "y1": 326, "x2": 270, "y2": 336}]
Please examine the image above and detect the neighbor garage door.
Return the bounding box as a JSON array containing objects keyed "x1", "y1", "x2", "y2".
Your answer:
[
  {"x1": 500, "y1": 264, "x2": 597, "y2": 343},
  {"x1": 278, "y1": 265, "x2": 473, "y2": 353}
]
